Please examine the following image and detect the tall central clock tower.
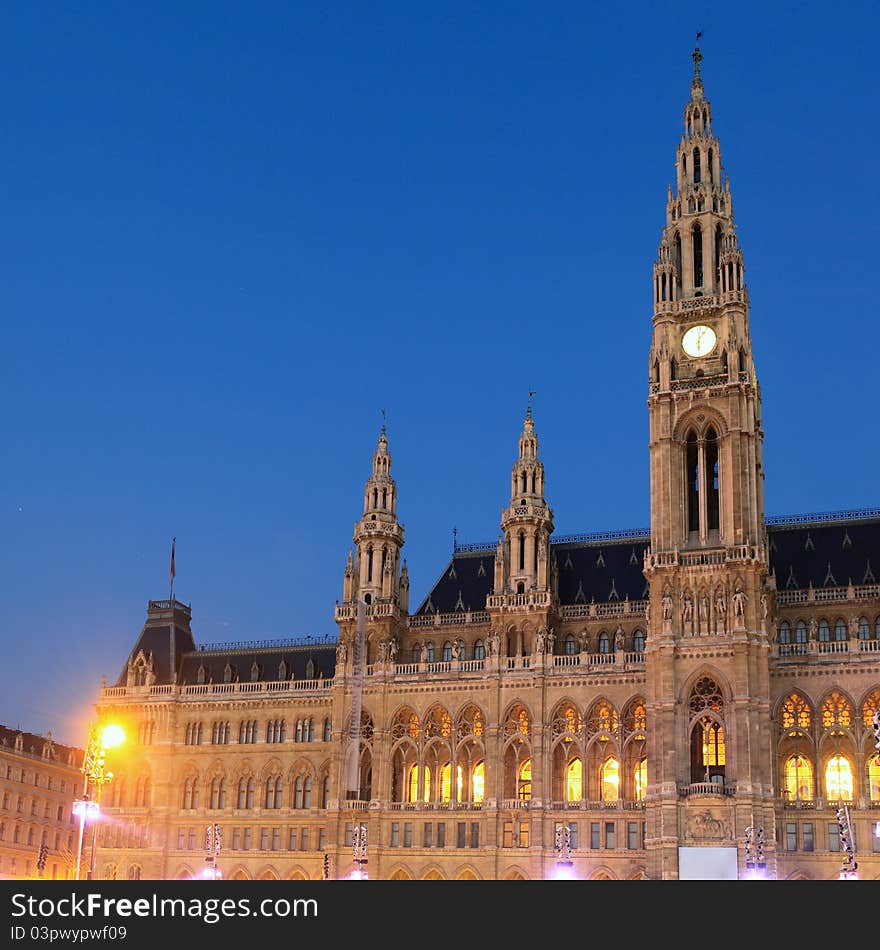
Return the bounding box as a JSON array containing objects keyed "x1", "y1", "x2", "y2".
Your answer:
[{"x1": 643, "y1": 46, "x2": 776, "y2": 879}]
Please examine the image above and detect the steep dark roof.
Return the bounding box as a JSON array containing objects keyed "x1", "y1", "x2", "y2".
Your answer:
[
  {"x1": 178, "y1": 645, "x2": 336, "y2": 685},
  {"x1": 768, "y1": 516, "x2": 880, "y2": 591},
  {"x1": 416, "y1": 535, "x2": 651, "y2": 614},
  {"x1": 0, "y1": 724, "x2": 83, "y2": 767},
  {"x1": 418, "y1": 512, "x2": 880, "y2": 613}
]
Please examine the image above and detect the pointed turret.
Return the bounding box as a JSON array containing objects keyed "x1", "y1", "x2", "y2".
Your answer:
[
  {"x1": 343, "y1": 425, "x2": 406, "y2": 608},
  {"x1": 497, "y1": 405, "x2": 554, "y2": 594}
]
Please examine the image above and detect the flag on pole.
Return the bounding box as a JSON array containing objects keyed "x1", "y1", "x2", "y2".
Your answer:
[{"x1": 169, "y1": 538, "x2": 176, "y2": 590}]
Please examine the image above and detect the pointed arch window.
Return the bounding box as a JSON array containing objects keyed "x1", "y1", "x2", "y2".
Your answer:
[
  {"x1": 439, "y1": 763, "x2": 452, "y2": 803},
  {"x1": 634, "y1": 758, "x2": 647, "y2": 801},
  {"x1": 518, "y1": 760, "x2": 532, "y2": 801},
  {"x1": 784, "y1": 755, "x2": 813, "y2": 802},
  {"x1": 867, "y1": 754, "x2": 880, "y2": 803},
  {"x1": 472, "y1": 762, "x2": 485, "y2": 804},
  {"x1": 367, "y1": 546, "x2": 374, "y2": 583},
  {"x1": 818, "y1": 620, "x2": 830, "y2": 642},
  {"x1": 600, "y1": 757, "x2": 620, "y2": 802},
  {"x1": 825, "y1": 755, "x2": 853, "y2": 801},
  {"x1": 519, "y1": 532, "x2": 525, "y2": 571},
  {"x1": 566, "y1": 759, "x2": 583, "y2": 802},
  {"x1": 705, "y1": 428, "x2": 719, "y2": 531},
  {"x1": 633, "y1": 629, "x2": 646, "y2": 653},
  {"x1": 834, "y1": 619, "x2": 847, "y2": 642},
  {"x1": 692, "y1": 221, "x2": 703, "y2": 288},
  {"x1": 474, "y1": 639, "x2": 485, "y2": 660},
  {"x1": 686, "y1": 431, "x2": 699, "y2": 534},
  {"x1": 598, "y1": 632, "x2": 610, "y2": 654},
  {"x1": 795, "y1": 621, "x2": 808, "y2": 645},
  {"x1": 693, "y1": 147, "x2": 701, "y2": 184}
]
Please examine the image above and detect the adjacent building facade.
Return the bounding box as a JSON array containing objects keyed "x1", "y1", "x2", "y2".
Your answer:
[
  {"x1": 0, "y1": 726, "x2": 84, "y2": 880},
  {"x1": 94, "y1": 48, "x2": 880, "y2": 881}
]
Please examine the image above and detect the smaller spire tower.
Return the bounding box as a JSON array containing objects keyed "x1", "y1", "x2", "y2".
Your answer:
[
  {"x1": 497, "y1": 405, "x2": 554, "y2": 595},
  {"x1": 344, "y1": 424, "x2": 406, "y2": 607}
]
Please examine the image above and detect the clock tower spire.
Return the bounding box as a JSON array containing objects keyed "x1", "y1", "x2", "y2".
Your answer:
[{"x1": 643, "y1": 44, "x2": 774, "y2": 882}]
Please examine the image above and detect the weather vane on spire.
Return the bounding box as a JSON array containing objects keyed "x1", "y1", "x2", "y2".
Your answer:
[
  {"x1": 693, "y1": 32, "x2": 703, "y2": 72},
  {"x1": 380, "y1": 407, "x2": 387, "y2": 433}
]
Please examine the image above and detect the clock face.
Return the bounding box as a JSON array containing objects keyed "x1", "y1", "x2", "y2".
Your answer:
[{"x1": 682, "y1": 324, "x2": 717, "y2": 358}]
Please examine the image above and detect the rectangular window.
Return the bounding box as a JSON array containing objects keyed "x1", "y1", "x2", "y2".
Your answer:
[
  {"x1": 471, "y1": 823, "x2": 480, "y2": 849},
  {"x1": 301, "y1": 828, "x2": 309, "y2": 851},
  {"x1": 188, "y1": 829, "x2": 196, "y2": 851},
  {"x1": 627, "y1": 822, "x2": 639, "y2": 850},
  {"x1": 424, "y1": 823, "x2": 433, "y2": 848},
  {"x1": 828, "y1": 823, "x2": 839, "y2": 852},
  {"x1": 518, "y1": 821, "x2": 528, "y2": 848},
  {"x1": 177, "y1": 829, "x2": 185, "y2": 850},
  {"x1": 288, "y1": 828, "x2": 297, "y2": 852},
  {"x1": 590, "y1": 822, "x2": 600, "y2": 849},
  {"x1": 404, "y1": 822, "x2": 413, "y2": 848},
  {"x1": 243, "y1": 828, "x2": 252, "y2": 851},
  {"x1": 260, "y1": 828, "x2": 269, "y2": 851},
  {"x1": 232, "y1": 828, "x2": 241, "y2": 851},
  {"x1": 503, "y1": 821, "x2": 513, "y2": 848},
  {"x1": 785, "y1": 823, "x2": 797, "y2": 852},
  {"x1": 568, "y1": 823, "x2": 578, "y2": 850},
  {"x1": 802, "y1": 823, "x2": 814, "y2": 853},
  {"x1": 272, "y1": 828, "x2": 280, "y2": 851},
  {"x1": 318, "y1": 828, "x2": 327, "y2": 851},
  {"x1": 457, "y1": 822, "x2": 466, "y2": 849},
  {"x1": 437, "y1": 822, "x2": 446, "y2": 849},
  {"x1": 391, "y1": 823, "x2": 400, "y2": 848},
  {"x1": 344, "y1": 823, "x2": 353, "y2": 848},
  {"x1": 605, "y1": 822, "x2": 616, "y2": 850}
]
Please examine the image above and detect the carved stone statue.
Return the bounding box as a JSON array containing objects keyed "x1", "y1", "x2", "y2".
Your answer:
[
  {"x1": 614, "y1": 625, "x2": 625, "y2": 652},
  {"x1": 733, "y1": 586, "x2": 747, "y2": 618},
  {"x1": 389, "y1": 637, "x2": 398, "y2": 661},
  {"x1": 535, "y1": 629, "x2": 546, "y2": 654},
  {"x1": 336, "y1": 640, "x2": 347, "y2": 664},
  {"x1": 419, "y1": 641, "x2": 428, "y2": 663},
  {"x1": 661, "y1": 591, "x2": 674, "y2": 622},
  {"x1": 681, "y1": 590, "x2": 694, "y2": 622},
  {"x1": 698, "y1": 592, "x2": 709, "y2": 627},
  {"x1": 761, "y1": 593, "x2": 768, "y2": 621}
]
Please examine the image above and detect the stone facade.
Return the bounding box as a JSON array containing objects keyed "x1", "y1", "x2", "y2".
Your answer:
[
  {"x1": 0, "y1": 726, "x2": 84, "y2": 880},
  {"x1": 93, "y1": 47, "x2": 880, "y2": 881}
]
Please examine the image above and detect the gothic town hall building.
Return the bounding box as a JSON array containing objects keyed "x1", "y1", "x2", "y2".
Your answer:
[{"x1": 95, "y1": 50, "x2": 880, "y2": 881}]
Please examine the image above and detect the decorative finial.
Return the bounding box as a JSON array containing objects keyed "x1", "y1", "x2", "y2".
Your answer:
[
  {"x1": 527, "y1": 389, "x2": 536, "y2": 419},
  {"x1": 692, "y1": 35, "x2": 703, "y2": 75},
  {"x1": 380, "y1": 407, "x2": 387, "y2": 435},
  {"x1": 453, "y1": 526, "x2": 458, "y2": 552}
]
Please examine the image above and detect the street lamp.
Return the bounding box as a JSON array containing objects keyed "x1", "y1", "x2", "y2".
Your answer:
[
  {"x1": 552, "y1": 823, "x2": 574, "y2": 880},
  {"x1": 743, "y1": 825, "x2": 766, "y2": 879},
  {"x1": 204, "y1": 823, "x2": 222, "y2": 880},
  {"x1": 74, "y1": 723, "x2": 125, "y2": 881},
  {"x1": 350, "y1": 823, "x2": 368, "y2": 879}
]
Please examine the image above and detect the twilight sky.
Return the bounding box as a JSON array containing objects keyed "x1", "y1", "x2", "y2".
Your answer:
[{"x1": 1, "y1": 2, "x2": 877, "y2": 746}]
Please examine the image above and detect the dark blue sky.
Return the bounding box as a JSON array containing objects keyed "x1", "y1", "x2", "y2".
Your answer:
[{"x1": 1, "y1": 3, "x2": 877, "y2": 744}]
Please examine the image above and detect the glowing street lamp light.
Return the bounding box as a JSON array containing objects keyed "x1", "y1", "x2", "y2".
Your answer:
[{"x1": 74, "y1": 722, "x2": 125, "y2": 881}]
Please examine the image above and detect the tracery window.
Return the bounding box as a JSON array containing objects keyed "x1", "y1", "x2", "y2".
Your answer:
[
  {"x1": 518, "y1": 760, "x2": 531, "y2": 801},
  {"x1": 821, "y1": 692, "x2": 853, "y2": 729},
  {"x1": 867, "y1": 754, "x2": 880, "y2": 803},
  {"x1": 566, "y1": 759, "x2": 582, "y2": 802},
  {"x1": 781, "y1": 693, "x2": 812, "y2": 731},
  {"x1": 634, "y1": 759, "x2": 647, "y2": 801}
]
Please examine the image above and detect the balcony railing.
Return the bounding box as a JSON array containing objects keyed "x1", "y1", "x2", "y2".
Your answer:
[{"x1": 678, "y1": 782, "x2": 735, "y2": 798}]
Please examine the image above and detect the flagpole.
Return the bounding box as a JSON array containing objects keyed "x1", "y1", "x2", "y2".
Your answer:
[{"x1": 169, "y1": 538, "x2": 177, "y2": 684}]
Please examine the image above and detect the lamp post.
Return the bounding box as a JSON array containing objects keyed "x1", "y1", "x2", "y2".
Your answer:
[
  {"x1": 204, "y1": 823, "x2": 222, "y2": 880},
  {"x1": 74, "y1": 723, "x2": 125, "y2": 881},
  {"x1": 553, "y1": 823, "x2": 574, "y2": 880},
  {"x1": 350, "y1": 823, "x2": 368, "y2": 879},
  {"x1": 743, "y1": 825, "x2": 765, "y2": 879}
]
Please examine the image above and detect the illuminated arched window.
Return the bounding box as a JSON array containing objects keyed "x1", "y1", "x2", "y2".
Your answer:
[
  {"x1": 867, "y1": 754, "x2": 880, "y2": 803},
  {"x1": 825, "y1": 755, "x2": 853, "y2": 801},
  {"x1": 423, "y1": 766, "x2": 431, "y2": 803},
  {"x1": 439, "y1": 764, "x2": 451, "y2": 803},
  {"x1": 601, "y1": 757, "x2": 620, "y2": 802},
  {"x1": 821, "y1": 692, "x2": 853, "y2": 728},
  {"x1": 784, "y1": 755, "x2": 813, "y2": 801},
  {"x1": 863, "y1": 691, "x2": 880, "y2": 730},
  {"x1": 566, "y1": 759, "x2": 582, "y2": 802},
  {"x1": 780, "y1": 693, "x2": 812, "y2": 731},
  {"x1": 634, "y1": 758, "x2": 647, "y2": 801},
  {"x1": 518, "y1": 760, "x2": 532, "y2": 801},
  {"x1": 407, "y1": 764, "x2": 419, "y2": 803},
  {"x1": 472, "y1": 762, "x2": 484, "y2": 804}
]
